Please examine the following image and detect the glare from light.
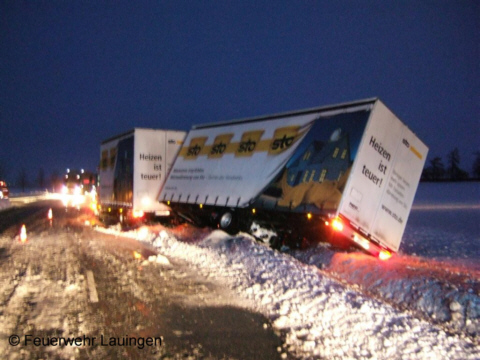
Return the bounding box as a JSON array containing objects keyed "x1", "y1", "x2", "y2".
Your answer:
[{"x1": 137, "y1": 227, "x2": 150, "y2": 241}]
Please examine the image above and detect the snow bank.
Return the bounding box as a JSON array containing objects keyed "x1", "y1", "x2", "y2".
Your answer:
[
  {"x1": 129, "y1": 228, "x2": 479, "y2": 360},
  {"x1": 94, "y1": 182, "x2": 479, "y2": 358}
]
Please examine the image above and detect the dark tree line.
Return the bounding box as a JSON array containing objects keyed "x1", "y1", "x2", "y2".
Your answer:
[
  {"x1": 422, "y1": 148, "x2": 480, "y2": 181},
  {"x1": 0, "y1": 166, "x2": 63, "y2": 192}
]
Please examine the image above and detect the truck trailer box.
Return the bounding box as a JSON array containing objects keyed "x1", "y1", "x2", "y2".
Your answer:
[
  {"x1": 99, "y1": 128, "x2": 185, "y2": 222},
  {"x1": 159, "y1": 99, "x2": 428, "y2": 256}
]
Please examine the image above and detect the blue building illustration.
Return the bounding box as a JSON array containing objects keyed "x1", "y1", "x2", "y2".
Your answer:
[{"x1": 286, "y1": 128, "x2": 351, "y2": 187}]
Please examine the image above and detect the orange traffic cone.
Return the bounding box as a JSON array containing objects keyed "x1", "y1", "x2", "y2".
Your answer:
[
  {"x1": 47, "y1": 208, "x2": 53, "y2": 227},
  {"x1": 20, "y1": 224, "x2": 27, "y2": 243}
]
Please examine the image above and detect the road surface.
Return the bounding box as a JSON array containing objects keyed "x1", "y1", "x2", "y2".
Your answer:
[{"x1": 0, "y1": 200, "x2": 287, "y2": 359}]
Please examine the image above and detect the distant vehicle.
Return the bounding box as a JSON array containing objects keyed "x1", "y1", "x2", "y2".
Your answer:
[
  {"x1": 159, "y1": 98, "x2": 428, "y2": 258},
  {"x1": 98, "y1": 128, "x2": 186, "y2": 225},
  {"x1": 0, "y1": 180, "x2": 9, "y2": 199},
  {"x1": 62, "y1": 169, "x2": 96, "y2": 196}
]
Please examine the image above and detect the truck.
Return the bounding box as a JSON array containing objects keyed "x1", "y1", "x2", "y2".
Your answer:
[
  {"x1": 98, "y1": 128, "x2": 185, "y2": 225},
  {"x1": 62, "y1": 169, "x2": 96, "y2": 196},
  {"x1": 60, "y1": 168, "x2": 97, "y2": 208},
  {"x1": 159, "y1": 98, "x2": 428, "y2": 259}
]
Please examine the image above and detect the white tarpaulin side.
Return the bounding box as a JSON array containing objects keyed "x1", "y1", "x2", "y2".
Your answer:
[
  {"x1": 160, "y1": 114, "x2": 319, "y2": 207},
  {"x1": 338, "y1": 101, "x2": 428, "y2": 251}
]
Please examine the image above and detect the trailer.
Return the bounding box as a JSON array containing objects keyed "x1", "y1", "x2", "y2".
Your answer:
[
  {"x1": 159, "y1": 99, "x2": 428, "y2": 258},
  {"x1": 98, "y1": 128, "x2": 185, "y2": 224}
]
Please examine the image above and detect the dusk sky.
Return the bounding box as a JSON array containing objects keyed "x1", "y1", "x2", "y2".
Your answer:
[{"x1": 1, "y1": 1, "x2": 478, "y2": 186}]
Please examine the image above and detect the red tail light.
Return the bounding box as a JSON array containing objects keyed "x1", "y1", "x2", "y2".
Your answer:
[
  {"x1": 331, "y1": 217, "x2": 344, "y2": 232},
  {"x1": 132, "y1": 210, "x2": 145, "y2": 218},
  {"x1": 379, "y1": 250, "x2": 392, "y2": 261}
]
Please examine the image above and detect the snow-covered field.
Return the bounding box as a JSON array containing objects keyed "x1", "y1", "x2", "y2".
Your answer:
[
  {"x1": 0, "y1": 189, "x2": 59, "y2": 209},
  {"x1": 404, "y1": 182, "x2": 480, "y2": 260},
  {"x1": 100, "y1": 182, "x2": 479, "y2": 359}
]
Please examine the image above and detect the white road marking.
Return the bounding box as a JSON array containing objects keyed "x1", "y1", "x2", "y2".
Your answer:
[{"x1": 86, "y1": 270, "x2": 99, "y2": 303}]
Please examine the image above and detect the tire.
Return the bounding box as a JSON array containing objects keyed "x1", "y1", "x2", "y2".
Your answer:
[{"x1": 219, "y1": 211, "x2": 238, "y2": 235}]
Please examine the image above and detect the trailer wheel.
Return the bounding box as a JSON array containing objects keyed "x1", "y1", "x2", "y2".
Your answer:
[
  {"x1": 270, "y1": 235, "x2": 282, "y2": 250},
  {"x1": 219, "y1": 211, "x2": 238, "y2": 235}
]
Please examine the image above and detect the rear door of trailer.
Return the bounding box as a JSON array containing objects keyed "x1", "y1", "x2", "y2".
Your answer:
[{"x1": 338, "y1": 101, "x2": 428, "y2": 251}]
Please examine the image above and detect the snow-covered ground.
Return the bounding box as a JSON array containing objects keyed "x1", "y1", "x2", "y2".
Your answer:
[
  {"x1": 3, "y1": 182, "x2": 478, "y2": 358},
  {"x1": 99, "y1": 182, "x2": 479, "y2": 359}
]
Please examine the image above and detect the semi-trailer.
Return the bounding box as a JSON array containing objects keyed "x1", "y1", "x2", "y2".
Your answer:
[
  {"x1": 98, "y1": 128, "x2": 185, "y2": 225},
  {"x1": 159, "y1": 98, "x2": 428, "y2": 258}
]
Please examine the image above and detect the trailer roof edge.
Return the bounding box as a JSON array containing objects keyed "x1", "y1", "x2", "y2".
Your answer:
[
  {"x1": 193, "y1": 97, "x2": 379, "y2": 130},
  {"x1": 101, "y1": 129, "x2": 135, "y2": 145},
  {"x1": 101, "y1": 127, "x2": 185, "y2": 145}
]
